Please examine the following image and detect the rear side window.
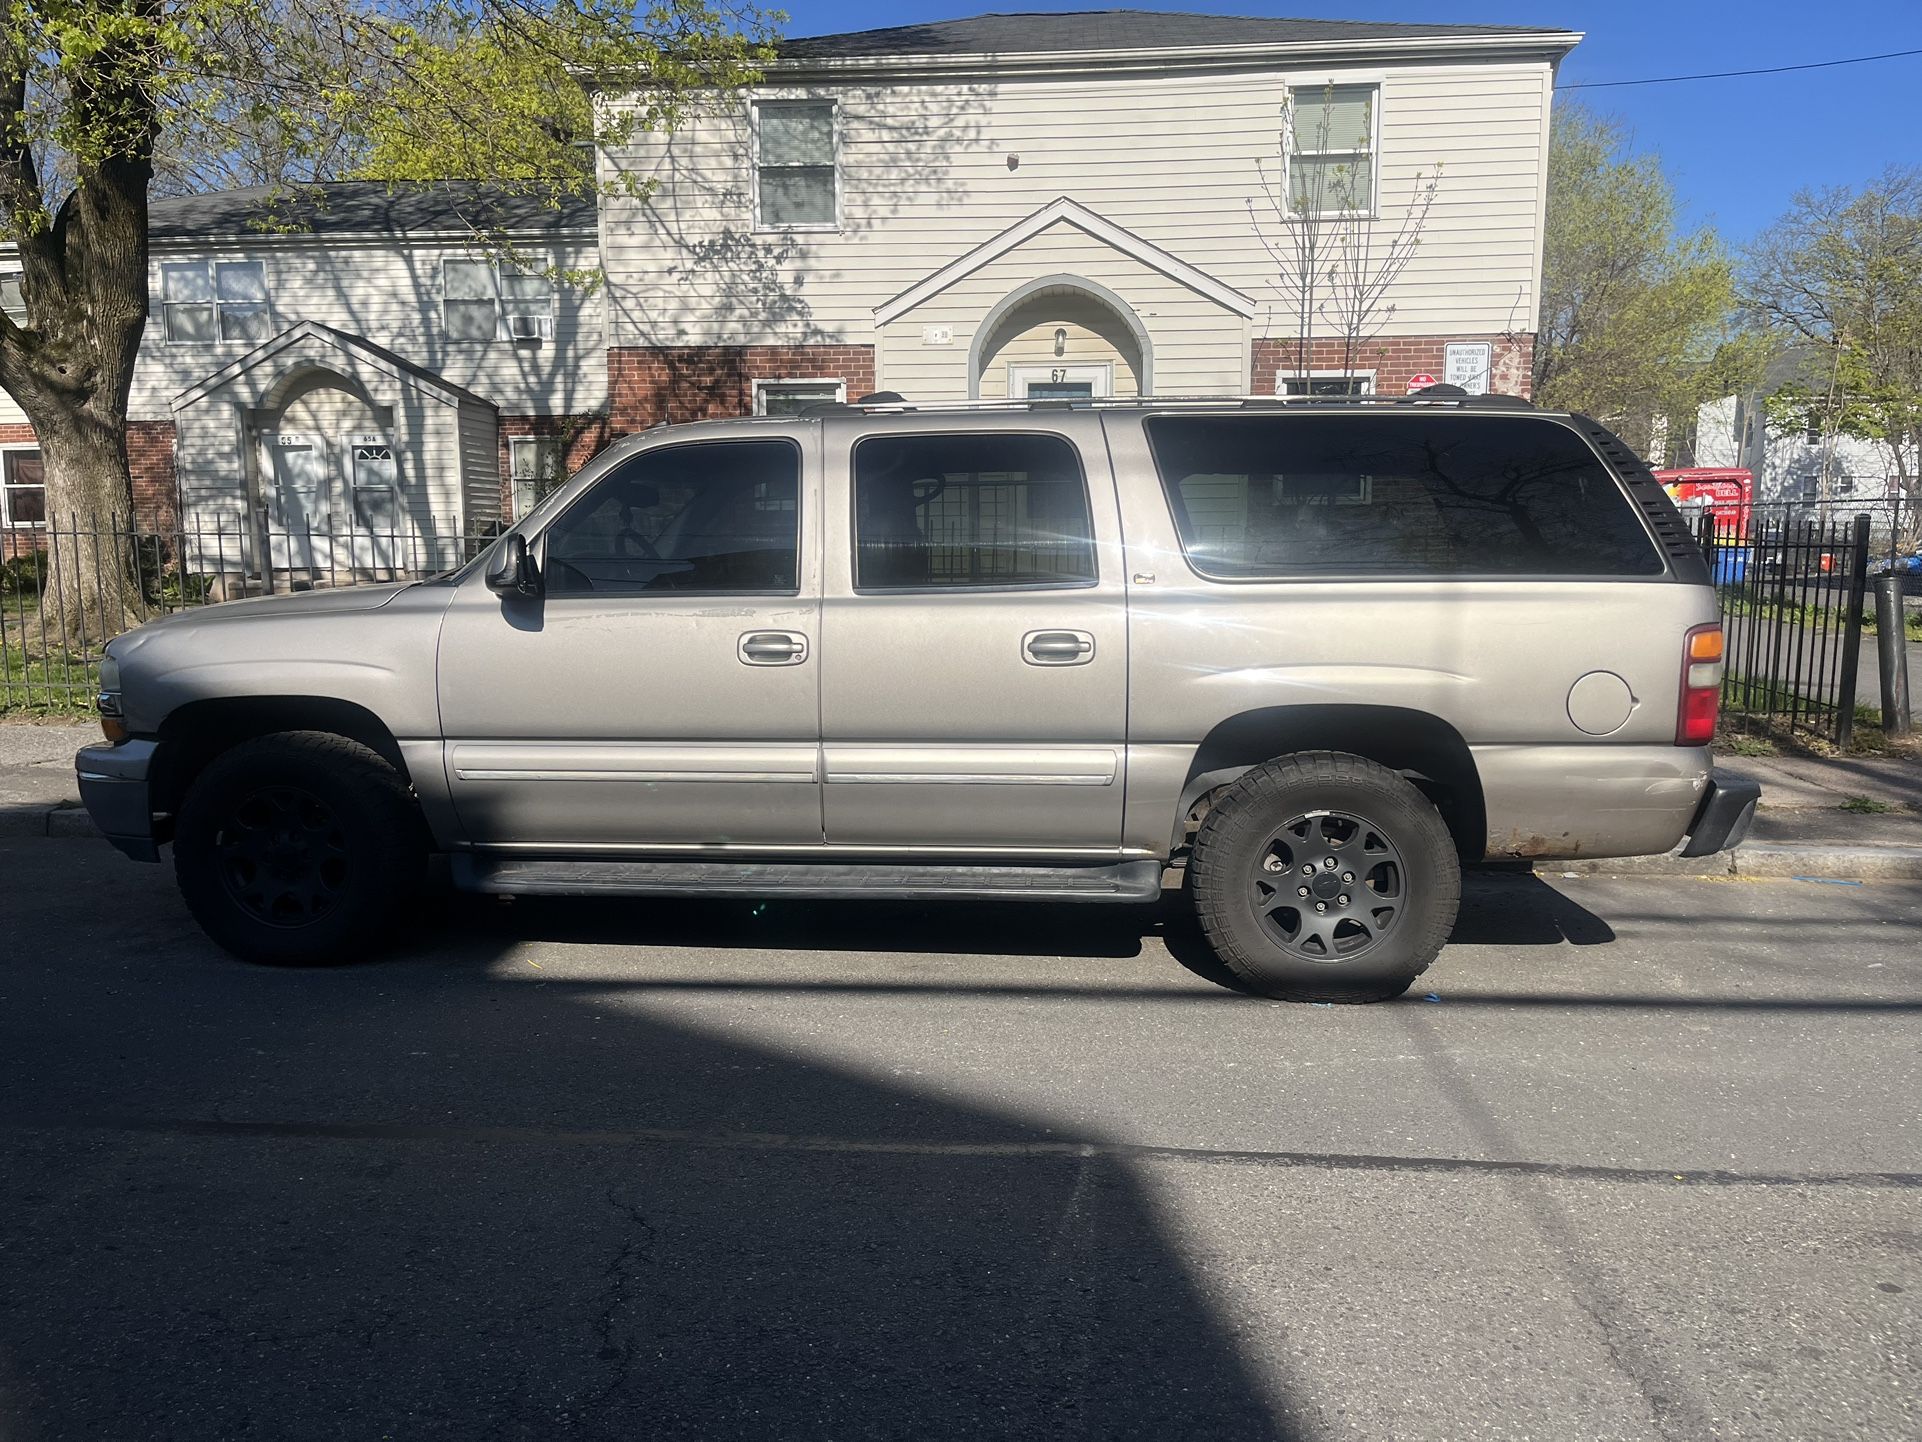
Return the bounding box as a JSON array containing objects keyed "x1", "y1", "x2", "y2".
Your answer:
[
  {"x1": 542, "y1": 439, "x2": 800, "y2": 595},
  {"x1": 1146, "y1": 414, "x2": 1666, "y2": 579},
  {"x1": 853, "y1": 432, "x2": 1096, "y2": 590}
]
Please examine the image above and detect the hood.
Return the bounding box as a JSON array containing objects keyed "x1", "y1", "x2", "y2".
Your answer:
[{"x1": 110, "y1": 581, "x2": 419, "y2": 650}]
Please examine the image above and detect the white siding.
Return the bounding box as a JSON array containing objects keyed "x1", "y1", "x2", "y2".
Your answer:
[
  {"x1": 458, "y1": 399, "x2": 503, "y2": 534},
  {"x1": 600, "y1": 59, "x2": 1554, "y2": 350},
  {"x1": 127, "y1": 237, "x2": 605, "y2": 421}
]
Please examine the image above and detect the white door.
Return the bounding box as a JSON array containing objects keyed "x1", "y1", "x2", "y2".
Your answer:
[
  {"x1": 1008, "y1": 364, "x2": 1113, "y2": 400},
  {"x1": 346, "y1": 438, "x2": 408, "y2": 573},
  {"x1": 262, "y1": 431, "x2": 333, "y2": 573}
]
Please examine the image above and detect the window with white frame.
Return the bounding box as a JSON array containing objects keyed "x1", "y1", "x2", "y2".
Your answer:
[
  {"x1": 510, "y1": 435, "x2": 566, "y2": 519},
  {"x1": 1278, "y1": 372, "x2": 1375, "y2": 397},
  {"x1": 1, "y1": 271, "x2": 24, "y2": 322},
  {"x1": 755, "y1": 100, "x2": 837, "y2": 229},
  {"x1": 444, "y1": 259, "x2": 554, "y2": 341},
  {"x1": 161, "y1": 260, "x2": 270, "y2": 342},
  {"x1": 2, "y1": 448, "x2": 46, "y2": 528},
  {"x1": 754, "y1": 378, "x2": 844, "y2": 416},
  {"x1": 1286, "y1": 83, "x2": 1377, "y2": 216}
]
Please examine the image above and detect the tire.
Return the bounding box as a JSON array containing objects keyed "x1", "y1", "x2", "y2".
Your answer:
[
  {"x1": 1189, "y1": 751, "x2": 1460, "y2": 1003},
  {"x1": 173, "y1": 731, "x2": 427, "y2": 966}
]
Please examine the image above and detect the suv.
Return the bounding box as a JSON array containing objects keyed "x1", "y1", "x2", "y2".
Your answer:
[{"x1": 77, "y1": 396, "x2": 1759, "y2": 1003}]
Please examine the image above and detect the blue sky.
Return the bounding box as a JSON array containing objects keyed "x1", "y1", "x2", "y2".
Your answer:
[{"x1": 782, "y1": 2, "x2": 1922, "y2": 244}]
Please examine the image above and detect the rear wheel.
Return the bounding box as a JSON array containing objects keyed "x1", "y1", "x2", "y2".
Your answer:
[
  {"x1": 1189, "y1": 751, "x2": 1460, "y2": 1003},
  {"x1": 174, "y1": 732, "x2": 426, "y2": 966}
]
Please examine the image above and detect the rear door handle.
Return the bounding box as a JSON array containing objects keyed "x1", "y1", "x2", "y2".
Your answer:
[
  {"x1": 1023, "y1": 629, "x2": 1095, "y2": 666},
  {"x1": 739, "y1": 631, "x2": 809, "y2": 666}
]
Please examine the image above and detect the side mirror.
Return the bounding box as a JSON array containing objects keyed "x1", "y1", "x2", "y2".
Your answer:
[{"x1": 485, "y1": 533, "x2": 541, "y2": 598}]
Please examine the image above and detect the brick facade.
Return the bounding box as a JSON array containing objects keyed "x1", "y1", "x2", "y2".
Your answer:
[
  {"x1": 126, "y1": 421, "x2": 179, "y2": 532},
  {"x1": 497, "y1": 413, "x2": 613, "y2": 518},
  {"x1": 1251, "y1": 334, "x2": 1535, "y2": 400},
  {"x1": 608, "y1": 345, "x2": 878, "y2": 432}
]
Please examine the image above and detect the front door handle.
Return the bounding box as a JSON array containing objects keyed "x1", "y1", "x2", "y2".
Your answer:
[
  {"x1": 739, "y1": 630, "x2": 809, "y2": 666},
  {"x1": 1023, "y1": 629, "x2": 1095, "y2": 666}
]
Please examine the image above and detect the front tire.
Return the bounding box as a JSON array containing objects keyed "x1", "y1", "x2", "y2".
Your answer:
[
  {"x1": 1189, "y1": 752, "x2": 1460, "y2": 1003},
  {"x1": 173, "y1": 732, "x2": 426, "y2": 966}
]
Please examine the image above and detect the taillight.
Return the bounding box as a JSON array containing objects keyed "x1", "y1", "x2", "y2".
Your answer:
[{"x1": 1677, "y1": 623, "x2": 1724, "y2": 745}]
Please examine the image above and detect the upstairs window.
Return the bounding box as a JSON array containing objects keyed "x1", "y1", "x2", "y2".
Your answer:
[
  {"x1": 161, "y1": 260, "x2": 269, "y2": 342},
  {"x1": 1287, "y1": 83, "x2": 1377, "y2": 216},
  {"x1": 444, "y1": 259, "x2": 554, "y2": 341},
  {"x1": 756, "y1": 100, "x2": 837, "y2": 229}
]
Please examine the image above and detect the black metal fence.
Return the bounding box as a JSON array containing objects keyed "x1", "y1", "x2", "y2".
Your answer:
[
  {"x1": 1689, "y1": 500, "x2": 1901, "y2": 746},
  {"x1": 2, "y1": 511, "x2": 488, "y2": 711}
]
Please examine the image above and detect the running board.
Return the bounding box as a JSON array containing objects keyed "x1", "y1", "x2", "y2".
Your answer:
[{"x1": 452, "y1": 856, "x2": 1163, "y2": 903}]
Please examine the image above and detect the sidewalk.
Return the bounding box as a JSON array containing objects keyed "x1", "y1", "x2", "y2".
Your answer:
[{"x1": 4, "y1": 718, "x2": 1918, "y2": 877}]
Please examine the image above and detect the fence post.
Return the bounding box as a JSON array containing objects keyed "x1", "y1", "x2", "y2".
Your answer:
[
  {"x1": 1874, "y1": 574, "x2": 1913, "y2": 738},
  {"x1": 1833, "y1": 512, "x2": 1873, "y2": 749}
]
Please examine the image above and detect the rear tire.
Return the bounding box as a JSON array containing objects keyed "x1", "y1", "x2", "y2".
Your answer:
[
  {"x1": 1189, "y1": 751, "x2": 1460, "y2": 1003},
  {"x1": 173, "y1": 732, "x2": 426, "y2": 966}
]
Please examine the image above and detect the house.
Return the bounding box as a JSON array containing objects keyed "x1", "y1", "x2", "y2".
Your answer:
[
  {"x1": 2, "y1": 183, "x2": 606, "y2": 572},
  {"x1": 4, "y1": 10, "x2": 1583, "y2": 570},
  {"x1": 592, "y1": 10, "x2": 1578, "y2": 424}
]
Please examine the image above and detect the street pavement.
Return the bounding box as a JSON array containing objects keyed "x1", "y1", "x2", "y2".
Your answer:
[{"x1": 1, "y1": 838, "x2": 1917, "y2": 1440}]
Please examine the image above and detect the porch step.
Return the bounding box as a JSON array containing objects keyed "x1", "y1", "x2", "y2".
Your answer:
[{"x1": 452, "y1": 855, "x2": 1163, "y2": 903}]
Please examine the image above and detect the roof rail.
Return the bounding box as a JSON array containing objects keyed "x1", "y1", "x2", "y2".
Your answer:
[{"x1": 811, "y1": 393, "x2": 1540, "y2": 416}]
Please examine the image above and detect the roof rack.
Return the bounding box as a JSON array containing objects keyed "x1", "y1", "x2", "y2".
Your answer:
[{"x1": 806, "y1": 392, "x2": 1540, "y2": 417}]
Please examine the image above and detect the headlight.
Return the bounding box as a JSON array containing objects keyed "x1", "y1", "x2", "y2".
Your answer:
[{"x1": 97, "y1": 653, "x2": 126, "y2": 742}]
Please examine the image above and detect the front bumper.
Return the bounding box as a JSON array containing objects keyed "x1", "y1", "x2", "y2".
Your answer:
[
  {"x1": 1678, "y1": 773, "x2": 1762, "y2": 858},
  {"x1": 76, "y1": 739, "x2": 161, "y2": 862}
]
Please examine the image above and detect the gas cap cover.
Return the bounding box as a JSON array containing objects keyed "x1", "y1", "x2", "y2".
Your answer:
[{"x1": 1567, "y1": 671, "x2": 1636, "y2": 736}]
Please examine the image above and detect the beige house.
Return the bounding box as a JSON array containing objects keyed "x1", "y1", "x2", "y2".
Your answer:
[{"x1": 595, "y1": 10, "x2": 1577, "y2": 422}]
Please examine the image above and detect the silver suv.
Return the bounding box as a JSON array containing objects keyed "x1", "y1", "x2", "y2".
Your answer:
[{"x1": 77, "y1": 395, "x2": 1759, "y2": 1003}]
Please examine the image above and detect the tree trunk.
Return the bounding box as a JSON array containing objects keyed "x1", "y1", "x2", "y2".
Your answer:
[{"x1": 32, "y1": 410, "x2": 145, "y2": 652}]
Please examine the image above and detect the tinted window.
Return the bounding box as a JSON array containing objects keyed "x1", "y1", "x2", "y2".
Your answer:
[
  {"x1": 853, "y1": 433, "x2": 1096, "y2": 590},
  {"x1": 543, "y1": 440, "x2": 799, "y2": 595},
  {"x1": 1146, "y1": 414, "x2": 1665, "y2": 578}
]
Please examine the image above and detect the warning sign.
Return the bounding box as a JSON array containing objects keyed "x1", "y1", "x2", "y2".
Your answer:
[
  {"x1": 1443, "y1": 342, "x2": 1494, "y2": 395},
  {"x1": 1406, "y1": 373, "x2": 1437, "y2": 394}
]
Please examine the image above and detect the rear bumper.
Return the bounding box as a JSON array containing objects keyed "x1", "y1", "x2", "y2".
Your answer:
[
  {"x1": 1679, "y1": 773, "x2": 1762, "y2": 858},
  {"x1": 75, "y1": 739, "x2": 161, "y2": 862}
]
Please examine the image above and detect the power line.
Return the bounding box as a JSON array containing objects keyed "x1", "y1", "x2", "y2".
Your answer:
[{"x1": 1560, "y1": 46, "x2": 1922, "y2": 91}]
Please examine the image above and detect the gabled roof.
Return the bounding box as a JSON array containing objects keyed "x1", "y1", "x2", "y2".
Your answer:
[
  {"x1": 874, "y1": 197, "x2": 1254, "y2": 324},
  {"x1": 171, "y1": 321, "x2": 493, "y2": 413},
  {"x1": 148, "y1": 182, "x2": 597, "y2": 243},
  {"x1": 782, "y1": 10, "x2": 1579, "y2": 64}
]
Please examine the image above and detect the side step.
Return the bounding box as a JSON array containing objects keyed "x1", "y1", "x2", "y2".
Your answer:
[{"x1": 453, "y1": 856, "x2": 1164, "y2": 903}]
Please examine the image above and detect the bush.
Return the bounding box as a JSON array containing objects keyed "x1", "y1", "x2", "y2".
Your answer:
[{"x1": 1, "y1": 550, "x2": 47, "y2": 597}]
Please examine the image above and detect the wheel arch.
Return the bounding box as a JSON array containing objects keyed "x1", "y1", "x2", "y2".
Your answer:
[
  {"x1": 1173, "y1": 705, "x2": 1486, "y2": 860},
  {"x1": 152, "y1": 696, "x2": 411, "y2": 820}
]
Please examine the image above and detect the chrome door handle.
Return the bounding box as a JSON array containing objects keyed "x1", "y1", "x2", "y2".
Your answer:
[
  {"x1": 1023, "y1": 629, "x2": 1095, "y2": 666},
  {"x1": 739, "y1": 631, "x2": 809, "y2": 666}
]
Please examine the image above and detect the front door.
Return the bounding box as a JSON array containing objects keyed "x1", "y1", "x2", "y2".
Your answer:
[
  {"x1": 262, "y1": 431, "x2": 333, "y2": 572},
  {"x1": 818, "y1": 419, "x2": 1128, "y2": 850},
  {"x1": 437, "y1": 436, "x2": 822, "y2": 849},
  {"x1": 1009, "y1": 364, "x2": 1113, "y2": 400},
  {"x1": 345, "y1": 436, "x2": 409, "y2": 574}
]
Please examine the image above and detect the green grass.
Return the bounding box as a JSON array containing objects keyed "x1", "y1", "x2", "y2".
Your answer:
[
  {"x1": 0, "y1": 644, "x2": 101, "y2": 716},
  {"x1": 1839, "y1": 795, "x2": 1895, "y2": 814}
]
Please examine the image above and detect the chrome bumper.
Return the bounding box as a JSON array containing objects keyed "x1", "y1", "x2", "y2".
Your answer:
[{"x1": 75, "y1": 739, "x2": 161, "y2": 862}]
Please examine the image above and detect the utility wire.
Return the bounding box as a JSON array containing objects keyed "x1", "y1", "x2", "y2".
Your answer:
[{"x1": 1560, "y1": 46, "x2": 1922, "y2": 90}]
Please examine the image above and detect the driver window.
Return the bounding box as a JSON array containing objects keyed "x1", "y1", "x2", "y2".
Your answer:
[{"x1": 542, "y1": 440, "x2": 801, "y2": 595}]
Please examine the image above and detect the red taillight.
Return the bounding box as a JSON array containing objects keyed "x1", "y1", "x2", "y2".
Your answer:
[{"x1": 1677, "y1": 623, "x2": 1724, "y2": 745}]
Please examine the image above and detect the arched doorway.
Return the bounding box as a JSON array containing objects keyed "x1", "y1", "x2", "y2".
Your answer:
[
  {"x1": 970, "y1": 276, "x2": 1152, "y2": 400},
  {"x1": 253, "y1": 366, "x2": 399, "y2": 575}
]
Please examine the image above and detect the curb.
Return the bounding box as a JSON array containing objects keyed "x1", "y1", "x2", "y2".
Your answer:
[
  {"x1": 1545, "y1": 843, "x2": 1922, "y2": 882},
  {"x1": 0, "y1": 804, "x2": 98, "y2": 840}
]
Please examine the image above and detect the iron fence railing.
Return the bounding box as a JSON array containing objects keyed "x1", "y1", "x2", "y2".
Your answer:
[
  {"x1": 2, "y1": 511, "x2": 490, "y2": 711},
  {"x1": 1690, "y1": 501, "x2": 1881, "y2": 746}
]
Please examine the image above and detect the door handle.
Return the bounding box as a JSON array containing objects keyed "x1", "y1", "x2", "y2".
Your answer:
[
  {"x1": 739, "y1": 631, "x2": 809, "y2": 666},
  {"x1": 1023, "y1": 629, "x2": 1095, "y2": 666}
]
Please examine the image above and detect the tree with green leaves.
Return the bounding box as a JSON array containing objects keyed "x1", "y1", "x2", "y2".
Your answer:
[
  {"x1": 1535, "y1": 106, "x2": 1757, "y2": 454},
  {"x1": 1, "y1": 0, "x2": 770, "y2": 639},
  {"x1": 1744, "y1": 168, "x2": 1922, "y2": 508}
]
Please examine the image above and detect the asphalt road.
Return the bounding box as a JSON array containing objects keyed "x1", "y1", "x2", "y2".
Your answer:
[{"x1": 1, "y1": 841, "x2": 1918, "y2": 1441}]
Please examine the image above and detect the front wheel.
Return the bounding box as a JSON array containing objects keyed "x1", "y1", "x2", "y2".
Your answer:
[
  {"x1": 173, "y1": 732, "x2": 426, "y2": 966},
  {"x1": 1188, "y1": 752, "x2": 1460, "y2": 1003}
]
